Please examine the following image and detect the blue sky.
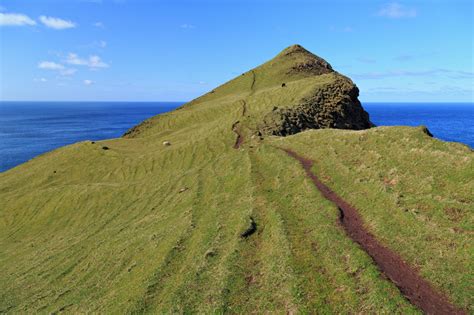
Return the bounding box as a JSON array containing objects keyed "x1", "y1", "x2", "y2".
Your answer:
[{"x1": 0, "y1": 0, "x2": 472, "y2": 102}]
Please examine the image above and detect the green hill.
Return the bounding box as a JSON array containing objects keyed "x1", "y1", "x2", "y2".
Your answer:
[{"x1": 0, "y1": 45, "x2": 472, "y2": 314}]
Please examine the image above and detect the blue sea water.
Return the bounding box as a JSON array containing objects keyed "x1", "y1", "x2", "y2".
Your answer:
[
  {"x1": 364, "y1": 103, "x2": 474, "y2": 148},
  {"x1": 0, "y1": 102, "x2": 472, "y2": 172},
  {"x1": 0, "y1": 102, "x2": 183, "y2": 172}
]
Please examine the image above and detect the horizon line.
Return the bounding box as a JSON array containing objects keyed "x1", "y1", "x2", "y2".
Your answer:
[{"x1": 1, "y1": 100, "x2": 473, "y2": 104}]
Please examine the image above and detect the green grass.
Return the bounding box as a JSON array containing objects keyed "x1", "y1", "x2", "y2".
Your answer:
[
  {"x1": 0, "y1": 45, "x2": 472, "y2": 313},
  {"x1": 271, "y1": 126, "x2": 473, "y2": 311}
]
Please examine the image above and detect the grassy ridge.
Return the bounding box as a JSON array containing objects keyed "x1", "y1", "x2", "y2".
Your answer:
[
  {"x1": 272, "y1": 127, "x2": 473, "y2": 311},
  {"x1": 1, "y1": 45, "x2": 472, "y2": 312}
]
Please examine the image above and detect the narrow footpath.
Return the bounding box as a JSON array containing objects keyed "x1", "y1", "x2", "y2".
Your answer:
[{"x1": 283, "y1": 148, "x2": 466, "y2": 315}]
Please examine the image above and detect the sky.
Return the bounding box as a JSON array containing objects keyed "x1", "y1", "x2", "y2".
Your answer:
[{"x1": 0, "y1": 0, "x2": 473, "y2": 102}]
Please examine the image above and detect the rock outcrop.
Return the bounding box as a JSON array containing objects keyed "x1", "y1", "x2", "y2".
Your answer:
[{"x1": 257, "y1": 76, "x2": 373, "y2": 136}]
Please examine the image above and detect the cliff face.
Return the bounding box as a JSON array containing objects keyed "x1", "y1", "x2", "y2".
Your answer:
[
  {"x1": 257, "y1": 76, "x2": 373, "y2": 136},
  {"x1": 253, "y1": 45, "x2": 373, "y2": 136}
]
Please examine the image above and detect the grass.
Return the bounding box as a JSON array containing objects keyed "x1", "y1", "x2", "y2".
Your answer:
[
  {"x1": 271, "y1": 126, "x2": 473, "y2": 311},
  {"x1": 0, "y1": 45, "x2": 472, "y2": 313}
]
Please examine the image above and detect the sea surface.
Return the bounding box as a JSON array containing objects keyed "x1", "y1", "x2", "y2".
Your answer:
[{"x1": 0, "y1": 102, "x2": 472, "y2": 172}]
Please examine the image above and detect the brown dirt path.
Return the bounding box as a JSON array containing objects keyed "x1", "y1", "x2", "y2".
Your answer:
[
  {"x1": 232, "y1": 121, "x2": 243, "y2": 149},
  {"x1": 282, "y1": 148, "x2": 466, "y2": 315},
  {"x1": 232, "y1": 101, "x2": 247, "y2": 149}
]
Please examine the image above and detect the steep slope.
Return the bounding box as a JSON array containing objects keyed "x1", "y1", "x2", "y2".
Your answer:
[
  {"x1": 122, "y1": 44, "x2": 372, "y2": 140},
  {"x1": 0, "y1": 45, "x2": 472, "y2": 314}
]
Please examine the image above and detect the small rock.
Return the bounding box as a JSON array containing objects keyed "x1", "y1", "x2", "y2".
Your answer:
[
  {"x1": 281, "y1": 83, "x2": 286, "y2": 87},
  {"x1": 102, "y1": 146, "x2": 109, "y2": 150},
  {"x1": 205, "y1": 249, "x2": 216, "y2": 258},
  {"x1": 163, "y1": 141, "x2": 171, "y2": 146},
  {"x1": 240, "y1": 217, "x2": 257, "y2": 238},
  {"x1": 179, "y1": 187, "x2": 188, "y2": 193}
]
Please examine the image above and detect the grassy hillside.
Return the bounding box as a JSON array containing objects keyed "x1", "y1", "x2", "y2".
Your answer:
[{"x1": 0, "y1": 45, "x2": 472, "y2": 313}]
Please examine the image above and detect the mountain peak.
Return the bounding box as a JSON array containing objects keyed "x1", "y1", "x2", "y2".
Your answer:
[
  {"x1": 278, "y1": 44, "x2": 311, "y2": 56},
  {"x1": 274, "y1": 44, "x2": 334, "y2": 74}
]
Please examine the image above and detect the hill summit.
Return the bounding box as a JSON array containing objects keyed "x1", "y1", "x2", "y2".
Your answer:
[
  {"x1": 124, "y1": 44, "x2": 372, "y2": 140},
  {"x1": 0, "y1": 45, "x2": 471, "y2": 314}
]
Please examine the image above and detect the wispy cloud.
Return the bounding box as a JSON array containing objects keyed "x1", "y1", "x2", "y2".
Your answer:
[
  {"x1": 0, "y1": 12, "x2": 36, "y2": 26},
  {"x1": 356, "y1": 57, "x2": 376, "y2": 64},
  {"x1": 34, "y1": 77, "x2": 48, "y2": 83},
  {"x1": 39, "y1": 15, "x2": 76, "y2": 29},
  {"x1": 38, "y1": 61, "x2": 76, "y2": 76},
  {"x1": 93, "y1": 21, "x2": 104, "y2": 28},
  {"x1": 65, "y1": 53, "x2": 109, "y2": 68},
  {"x1": 98, "y1": 40, "x2": 107, "y2": 48},
  {"x1": 377, "y1": 2, "x2": 417, "y2": 19},
  {"x1": 342, "y1": 26, "x2": 353, "y2": 32},
  {"x1": 352, "y1": 69, "x2": 473, "y2": 80},
  {"x1": 329, "y1": 25, "x2": 354, "y2": 33},
  {"x1": 365, "y1": 85, "x2": 473, "y2": 96},
  {"x1": 393, "y1": 52, "x2": 435, "y2": 62},
  {"x1": 38, "y1": 61, "x2": 64, "y2": 70},
  {"x1": 83, "y1": 79, "x2": 94, "y2": 86},
  {"x1": 393, "y1": 54, "x2": 415, "y2": 61},
  {"x1": 180, "y1": 23, "x2": 195, "y2": 29}
]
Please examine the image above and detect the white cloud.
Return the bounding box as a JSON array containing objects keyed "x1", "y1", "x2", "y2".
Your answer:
[
  {"x1": 378, "y1": 2, "x2": 417, "y2": 18},
  {"x1": 93, "y1": 21, "x2": 104, "y2": 28},
  {"x1": 34, "y1": 77, "x2": 47, "y2": 82},
  {"x1": 0, "y1": 12, "x2": 36, "y2": 26},
  {"x1": 38, "y1": 61, "x2": 76, "y2": 76},
  {"x1": 39, "y1": 15, "x2": 76, "y2": 29},
  {"x1": 65, "y1": 53, "x2": 87, "y2": 66},
  {"x1": 66, "y1": 53, "x2": 109, "y2": 68},
  {"x1": 351, "y1": 69, "x2": 473, "y2": 80},
  {"x1": 99, "y1": 40, "x2": 107, "y2": 48},
  {"x1": 88, "y1": 55, "x2": 108, "y2": 68},
  {"x1": 83, "y1": 79, "x2": 93, "y2": 86},
  {"x1": 356, "y1": 57, "x2": 376, "y2": 64},
  {"x1": 38, "y1": 61, "x2": 64, "y2": 70},
  {"x1": 180, "y1": 23, "x2": 195, "y2": 29}
]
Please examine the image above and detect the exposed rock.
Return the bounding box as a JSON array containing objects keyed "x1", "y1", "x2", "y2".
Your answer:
[
  {"x1": 257, "y1": 76, "x2": 373, "y2": 136},
  {"x1": 280, "y1": 44, "x2": 333, "y2": 76},
  {"x1": 205, "y1": 249, "x2": 216, "y2": 258},
  {"x1": 163, "y1": 141, "x2": 171, "y2": 146},
  {"x1": 240, "y1": 217, "x2": 257, "y2": 238},
  {"x1": 420, "y1": 126, "x2": 433, "y2": 137}
]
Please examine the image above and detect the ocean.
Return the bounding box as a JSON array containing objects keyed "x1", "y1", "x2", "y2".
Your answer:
[{"x1": 0, "y1": 102, "x2": 472, "y2": 172}]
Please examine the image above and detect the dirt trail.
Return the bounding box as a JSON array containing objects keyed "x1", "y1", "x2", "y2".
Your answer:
[
  {"x1": 250, "y1": 71, "x2": 256, "y2": 91},
  {"x1": 233, "y1": 131, "x2": 243, "y2": 149},
  {"x1": 241, "y1": 100, "x2": 247, "y2": 116},
  {"x1": 232, "y1": 72, "x2": 255, "y2": 149},
  {"x1": 232, "y1": 121, "x2": 243, "y2": 149},
  {"x1": 282, "y1": 148, "x2": 466, "y2": 315},
  {"x1": 232, "y1": 101, "x2": 247, "y2": 149}
]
